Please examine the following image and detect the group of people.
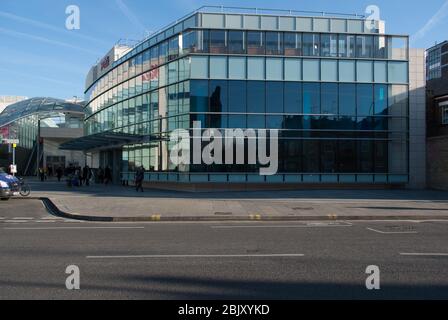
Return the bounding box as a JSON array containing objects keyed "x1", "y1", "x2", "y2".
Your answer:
[{"x1": 38, "y1": 163, "x2": 145, "y2": 193}]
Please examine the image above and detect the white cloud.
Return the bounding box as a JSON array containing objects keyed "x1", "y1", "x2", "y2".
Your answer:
[
  {"x1": 0, "y1": 10, "x2": 110, "y2": 46},
  {"x1": 0, "y1": 67, "x2": 78, "y2": 87},
  {"x1": 0, "y1": 27, "x2": 102, "y2": 56},
  {"x1": 411, "y1": 0, "x2": 448, "y2": 44},
  {"x1": 115, "y1": 0, "x2": 146, "y2": 32}
]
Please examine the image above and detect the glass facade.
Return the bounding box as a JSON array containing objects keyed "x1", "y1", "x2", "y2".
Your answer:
[{"x1": 83, "y1": 12, "x2": 409, "y2": 184}]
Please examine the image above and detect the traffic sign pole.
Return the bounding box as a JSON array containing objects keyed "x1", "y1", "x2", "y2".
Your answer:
[{"x1": 12, "y1": 143, "x2": 16, "y2": 176}]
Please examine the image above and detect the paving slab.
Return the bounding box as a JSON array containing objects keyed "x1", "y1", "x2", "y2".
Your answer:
[{"x1": 18, "y1": 179, "x2": 448, "y2": 222}]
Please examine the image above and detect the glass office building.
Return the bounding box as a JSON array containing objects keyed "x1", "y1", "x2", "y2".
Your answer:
[{"x1": 72, "y1": 7, "x2": 410, "y2": 186}]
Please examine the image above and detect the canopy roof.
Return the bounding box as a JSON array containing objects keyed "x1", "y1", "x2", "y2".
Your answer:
[{"x1": 0, "y1": 97, "x2": 84, "y2": 128}]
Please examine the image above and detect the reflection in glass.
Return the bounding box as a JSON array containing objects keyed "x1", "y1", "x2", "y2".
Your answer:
[
  {"x1": 284, "y1": 33, "x2": 302, "y2": 56},
  {"x1": 303, "y1": 33, "x2": 320, "y2": 56},
  {"x1": 265, "y1": 32, "x2": 283, "y2": 55},
  {"x1": 321, "y1": 83, "x2": 338, "y2": 114},
  {"x1": 228, "y1": 31, "x2": 245, "y2": 54},
  {"x1": 247, "y1": 31, "x2": 265, "y2": 55},
  {"x1": 247, "y1": 81, "x2": 265, "y2": 113},
  {"x1": 303, "y1": 83, "x2": 320, "y2": 114},
  {"x1": 210, "y1": 30, "x2": 227, "y2": 54}
]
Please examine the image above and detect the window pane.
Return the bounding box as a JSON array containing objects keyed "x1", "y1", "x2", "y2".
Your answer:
[
  {"x1": 247, "y1": 115, "x2": 265, "y2": 128},
  {"x1": 338, "y1": 34, "x2": 347, "y2": 57},
  {"x1": 228, "y1": 31, "x2": 245, "y2": 54},
  {"x1": 321, "y1": 140, "x2": 337, "y2": 173},
  {"x1": 190, "y1": 56, "x2": 209, "y2": 79},
  {"x1": 209, "y1": 80, "x2": 228, "y2": 113},
  {"x1": 266, "y1": 82, "x2": 284, "y2": 113},
  {"x1": 356, "y1": 35, "x2": 373, "y2": 58},
  {"x1": 358, "y1": 141, "x2": 373, "y2": 172},
  {"x1": 374, "y1": 84, "x2": 388, "y2": 115},
  {"x1": 388, "y1": 36, "x2": 408, "y2": 60},
  {"x1": 228, "y1": 115, "x2": 246, "y2": 128},
  {"x1": 247, "y1": 57, "x2": 265, "y2": 80},
  {"x1": 339, "y1": 84, "x2": 356, "y2": 116},
  {"x1": 357, "y1": 84, "x2": 373, "y2": 116},
  {"x1": 303, "y1": 83, "x2": 320, "y2": 114},
  {"x1": 168, "y1": 36, "x2": 179, "y2": 60},
  {"x1": 266, "y1": 58, "x2": 283, "y2": 80},
  {"x1": 357, "y1": 61, "x2": 373, "y2": 82},
  {"x1": 247, "y1": 81, "x2": 265, "y2": 113},
  {"x1": 374, "y1": 61, "x2": 387, "y2": 83},
  {"x1": 321, "y1": 83, "x2": 338, "y2": 114},
  {"x1": 374, "y1": 141, "x2": 388, "y2": 173},
  {"x1": 303, "y1": 59, "x2": 320, "y2": 81},
  {"x1": 265, "y1": 32, "x2": 283, "y2": 55},
  {"x1": 284, "y1": 33, "x2": 302, "y2": 56},
  {"x1": 303, "y1": 140, "x2": 320, "y2": 172},
  {"x1": 284, "y1": 82, "x2": 302, "y2": 113},
  {"x1": 210, "y1": 56, "x2": 227, "y2": 79},
  {"x1": 229, "y1": 57, "x2": 246, "y2": 79},
  {"x1": 339, "y1": 60, "x2": 355, "y2": 82},
  {"x1": 283, "y1": 140, "x2": 302, "y2": 172},
  {"x1": 321, "y1": 34, "x2": 337, "y2": 57},
  {"x1": 388, "y1": 61, "x2": 408, "y2": 83},
  {"x1": 321, "y1": 60, "x2": 337, "y2": 82},
  {"x1": 247, "y1": 31, "x2": 265, "y2": 55},
  {"x1": 284, "y1": 58, "x2": 302, "y2": 81},
  {"x1": 339, "y1": 140, "x2": 356, "y2": 172},
  {"x1": 228, "y1": 81, "x2": 246, "y2": 113},
  {"x1": 266, "y1": 115, "x2": 283, "y2": 129},
  {"x1": 190, "y1": 80, "x2": 209, "y2": 113},
  {"x1": 303, "y1": 33, "x2": 320, "y2": 56},
  {"x1": 374, "y1": 36, "x2": 387, "y2": 59},
  {"x1": 210, "y1": 30, "x2": 227, "y2": 54},
  {"x1": 159, "y1": 41, "x2": 168, "y2": 64},
  {"x1": 349, "y1": 35, "x2": 357, "y2": 58}
]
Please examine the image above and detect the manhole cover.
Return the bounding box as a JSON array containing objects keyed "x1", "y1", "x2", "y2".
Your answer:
[
  {"x1": 214, "y1": 212, "x2": 233, "y2": 216},
  {"x1": 292, "y1": 207, "x2": 314, "y2": 211}
]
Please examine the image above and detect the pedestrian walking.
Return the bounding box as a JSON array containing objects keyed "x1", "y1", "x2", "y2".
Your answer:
[
  {"x1": 56, "y1": 166, "x2": 63, "y2": 182},
  {"x1": 83, "y1": 165, "x2": 92, "y2": 186},
  {"x1": 39, "y1": 167, "x2": 45, "y2": 182},
  {"x1": 104, "y1": 166, "x2": 112, "y2": 185},
  {"x1": 135, "y1": 166, "x2": 145, "y2": 193},
  {"x1": 98, "y1": 167, "x2": 104, "y2": 184}
]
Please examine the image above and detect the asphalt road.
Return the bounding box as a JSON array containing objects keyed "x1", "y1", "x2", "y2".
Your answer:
[{"x1": 1, "y1": 199, "x2": 448, "y2": 300}]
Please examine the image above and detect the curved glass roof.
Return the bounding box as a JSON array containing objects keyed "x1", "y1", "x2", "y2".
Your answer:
[{"x1": 0, "y1": 97, "x2": 85, "y2": 128}]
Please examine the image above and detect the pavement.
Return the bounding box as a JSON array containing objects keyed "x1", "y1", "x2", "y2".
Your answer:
[
  {"x1": 22, "y1": 179, "x2": 448, "y2": 222},
  {"x1": 1, "y1": 200, "x2": 448, "y2": 299}
]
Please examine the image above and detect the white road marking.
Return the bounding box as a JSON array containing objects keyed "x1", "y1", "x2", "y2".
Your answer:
[
  {"x1": 86, "y1": 253, "x2": 305, "y2": 259},
  {"x1": 4, "y1": 220, "x2": 30, "y2": 223},
  {"x1": 400, "y1": 253, "x2": 448, "y2": 257},
  {"x1": 3, "y1": 226, "x2": 145, "y2": 230},
  {"x1": 366, "y1": 227, "x2": 418, "y2": 234},
  {"x1": 212, "y1": 223, "x2": 352, "y2": 229},
  {"x1": 13, "y1": 217, "x2": 34, "y2": 220}
]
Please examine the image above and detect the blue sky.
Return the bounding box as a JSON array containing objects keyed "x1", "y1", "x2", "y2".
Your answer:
[{"x1": 0, "y1": 0, "x2": 447, "y2": 99}]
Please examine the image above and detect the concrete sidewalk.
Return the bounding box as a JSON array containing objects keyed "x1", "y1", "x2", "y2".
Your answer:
[{"x1": 23, "y1": 179, "x2": 448, "y2": 222}]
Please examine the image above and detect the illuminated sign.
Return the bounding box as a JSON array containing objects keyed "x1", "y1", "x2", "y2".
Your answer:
[{"x1": 100, "y1": 56, "x2": 110, "y2": 71}]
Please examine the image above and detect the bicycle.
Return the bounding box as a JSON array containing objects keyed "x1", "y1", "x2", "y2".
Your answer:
[{"x1": 18, "y1": 178, "x2": 31, "y2": 197}]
